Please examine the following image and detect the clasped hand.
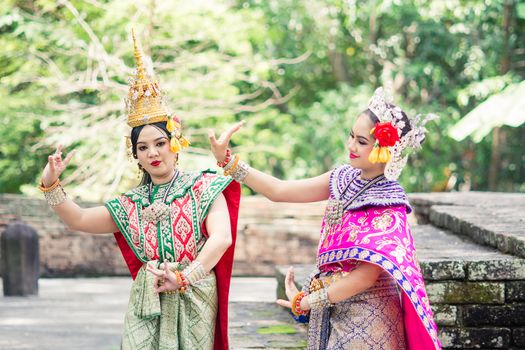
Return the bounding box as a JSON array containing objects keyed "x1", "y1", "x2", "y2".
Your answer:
[{"x1": 146, "y1": 262, "x2": 182, "y2": 294}]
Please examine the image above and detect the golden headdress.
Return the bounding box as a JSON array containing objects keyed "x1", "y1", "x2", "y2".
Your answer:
[{"x1": 126, "y1": 29, "x2": 189, "y2": 153}]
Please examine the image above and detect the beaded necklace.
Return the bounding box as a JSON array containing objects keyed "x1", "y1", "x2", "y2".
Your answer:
[
  {"x1": 326, "y1": 173, "x2": 384, "y2": 225},
  {"x1": 141, "y1": 170, "x2": 180, "y2": 223}
]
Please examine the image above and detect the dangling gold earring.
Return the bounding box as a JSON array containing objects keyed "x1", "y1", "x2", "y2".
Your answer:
[
  {"x1": 137, "y1": 163, "x2": 144, "y2": 179},
  {"x1": 125, "y1": 137, "x2": 133, "y2": 161}
]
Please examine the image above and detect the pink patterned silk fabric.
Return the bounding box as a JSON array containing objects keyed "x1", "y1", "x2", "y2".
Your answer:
[{"x1": 317, "y1": 205, "x2": 442, "y2": 350}]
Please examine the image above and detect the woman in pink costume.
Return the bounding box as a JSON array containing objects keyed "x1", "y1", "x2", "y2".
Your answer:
[{"x1": 209, "y1": 87, "x2": 441, "y2": 350}]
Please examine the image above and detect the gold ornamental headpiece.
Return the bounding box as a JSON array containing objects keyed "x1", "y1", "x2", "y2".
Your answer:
[
  {"x1": 125, "y1": 30, "x2": 189, "y2": 153},
  {"x1": 367, "y1": 87, "x2": 437, "y2": 180}
]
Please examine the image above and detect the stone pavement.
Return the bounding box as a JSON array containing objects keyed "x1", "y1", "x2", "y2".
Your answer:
[{"x1": 0, "y1": 277, "x2": 307, "y2": 350}]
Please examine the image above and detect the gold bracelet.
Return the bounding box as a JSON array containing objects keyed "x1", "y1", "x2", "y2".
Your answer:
[
  {"x1": 231, "y1": 160, "x2": 250, "y2": 183},
  {"x1": 43, "y1": 184, "x2": 67, "y2": 206},
  {"x1": 39, "y1": 178, "x2": 60, "y2": 192},
  {"x1": 307, "y1": 287, "x2": 332, "y2": 309},
  {"x1": 224, "y1": 155, "x2": 240, "y2": 176},
  {"x1": 181, "y1": 260, "x2": 208, "y2": 286},
  {"x1": 291, "y1": 291, "x2": 308, "y2": 316}
]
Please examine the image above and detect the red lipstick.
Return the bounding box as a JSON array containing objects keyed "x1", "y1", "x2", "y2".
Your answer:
[
  {"x1": 150, "y1": 160, "x2": 161, "y2": 167},
  {"x1": 350, "y1": 153, "x2": 359, "y2": 159}
]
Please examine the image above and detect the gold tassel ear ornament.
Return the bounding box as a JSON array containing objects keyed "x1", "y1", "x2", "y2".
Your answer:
[
  {"x1": 379, "y1": 147, "x2": 391, "y2": 163},
  {"x1": 170, "y1": 137, "x2": 182, "y2": 153},
  {"x1": 368, "y1": 144, "x2": 380, "y2": 163},
  {"x1": 169, "y1": 134, "x2": 190, "y2": 153},
  {"x1": 368, "y1": 145, "x2": 391, "y2": 164},
  {"x1": 167, "y1": 119, "x2": 181, "y2": 133},
  {"x1": 368, "y1": 144, "x2": 391, "y2": 163},
  {"x1": 179, "y1": 136, "x2": 190, "y2": 148},
  {"x1": 167, "y1": 115, "x2": 190, "y2": 154}
]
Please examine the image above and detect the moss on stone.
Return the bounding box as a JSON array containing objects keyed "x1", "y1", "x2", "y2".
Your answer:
[{"x1": 256, "y1": 324, "x2": 297, "y2": 335}]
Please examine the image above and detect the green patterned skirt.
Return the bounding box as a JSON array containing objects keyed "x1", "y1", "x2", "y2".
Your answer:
[{"x1": 121, "y1": 265, "x2": 218, "y2": 350}]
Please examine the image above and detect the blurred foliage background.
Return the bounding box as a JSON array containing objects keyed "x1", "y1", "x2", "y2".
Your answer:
[{"x1": 0, "y1": 0, "x2": 524, "y2": 201}]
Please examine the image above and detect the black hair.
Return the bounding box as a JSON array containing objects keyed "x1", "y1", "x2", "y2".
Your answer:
[
  {"x1": 131, "y1": 121, "x2": 172, "y2": 186},
  {"x1": 361, "y1": 104, "x2": 412, "y2": 138}
]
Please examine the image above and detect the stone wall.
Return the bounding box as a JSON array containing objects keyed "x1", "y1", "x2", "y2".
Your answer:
[
  {"x1": 410, "y1": 192, "x2": 525, "y2": 349},
  {"x1": 0, "y1": 194, "x2": 128, "y2": 277},
  {"x1": 0, "y1": 194, "x2": 325, "y2": 277}
]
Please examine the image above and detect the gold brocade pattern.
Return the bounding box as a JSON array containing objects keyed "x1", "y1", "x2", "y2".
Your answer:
[
  {"x1": 121, "y1": 266, "x2": 218, "y2": 350},
  {"x1": 307, "y1": 272, "x2": 406, "y2": 350},
  {"x1": 371, "y1": 211, "x2": 394, "y2": 231},
  {"x1": 105, "y1": 171, "x2": 232, "y2": 264}
]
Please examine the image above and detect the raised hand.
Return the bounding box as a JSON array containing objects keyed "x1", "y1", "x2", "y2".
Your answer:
[
  {"x1": 41, "y1": 145, "x2": 75, "y2": 187},
  {"x1": 276, "y1": 266, "x2": 300, "y2": 309},
  {"x1": 146, "y1": 261, "x2": 181, "y2": 294},
  {"x1": 208, "y1": 121, "x2": 244, "y2": 163}
]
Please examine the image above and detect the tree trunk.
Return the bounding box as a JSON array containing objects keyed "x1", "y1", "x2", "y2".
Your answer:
[
  {"x1": 328, "y1": 50, "x2": 350, "y2": 83},
  {"x1": 488, "y1": 127, "x2": 502, "y2": 190},
  {"x1": 488, "y1": 0, "x2": 513, "y2": 190}
]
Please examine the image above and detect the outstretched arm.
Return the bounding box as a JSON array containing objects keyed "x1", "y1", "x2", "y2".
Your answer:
[
  {"x1": 242, "y1": 168, "x2": 331, "y2": 203},
  {"x1": 209, "y1": 122, "x2": 331, "y2": 203},
  {"x1": 40, "y1": 145, "x2": 118, "y2": 234},
  {"x1": 49, "y1": 201, "x2": 118, "y2": 234}
]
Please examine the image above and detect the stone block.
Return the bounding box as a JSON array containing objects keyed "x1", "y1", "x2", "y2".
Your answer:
[
  {"x1": 461, "y1": 328, "x2": 511, "y2": 348},
  {"x1": 426, "y1": 282, "x2": 505, "y2": 304},
  {"x1": 439, "y1": 327, "x2": 511, "y2": 348},
  {"x1": 467, "y1": 259, "x2": 525, "y2": 281},
  {"x1": 438, "y1": 327, "x2": 460, "y2": 348},
  {"x1": 421, "y1": 260, "x2": 465, "y2": 281},
  {"x1": 506, "y1": 281, "x2": 525, "y2": 302},
  {"x1": 422, "y1": 198, "x2": 525, "y2": 259},
  {"x1": 462, "y1": 305, "x2": 525, "y2": 326},
  {"x1": 1, "y1": 221, "x2": 39, "y2": 296},
  {"x1": 509, "y1": 236, "x2": 525, "y2": 259},
  {"x1": 470, "y1": 226, "x2": 498, "y2": 249},
  {"x1": 513, "y1": 327, "x2": 525, "y2": 347},
  {"x1": 432, "y1": 304, "x2": 458, "y2": 326}
]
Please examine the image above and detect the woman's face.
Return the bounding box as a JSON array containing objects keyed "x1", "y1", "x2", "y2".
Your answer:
[
  {"x1": 136, "y1": 125, "x2": 177, "y2": 178},
  {"x1": 346, "y1": 114, "x2": 385, "y2": 175}
]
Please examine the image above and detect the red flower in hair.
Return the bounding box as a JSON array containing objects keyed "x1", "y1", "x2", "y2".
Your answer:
[{"x1": 372, "y1": 122, "x2": 400, "y2": 147}]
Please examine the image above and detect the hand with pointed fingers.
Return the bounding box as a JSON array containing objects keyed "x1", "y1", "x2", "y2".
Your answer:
[
  {"x1": 146, "y1": 262, "x2": 181, "y2": 294},
  {"x1": 276, "y1": 266, "x2": 301, "y2": 309},
  {"x1": 208, "y1": 121, "x2": 245, "y2": 163},
  {"x1": 41, "y1": 144, "x2": 76, "y2": 187}
]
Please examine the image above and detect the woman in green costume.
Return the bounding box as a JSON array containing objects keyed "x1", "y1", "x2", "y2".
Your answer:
[{"x1": 38, "y1": 31, "x2": 240, "y2": 350}]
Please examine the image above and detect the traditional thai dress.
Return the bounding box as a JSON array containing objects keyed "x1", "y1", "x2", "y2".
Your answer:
[
  {"x1": 306, "y1": 164, "x2": 441, "y2": 350},
  {"x1": 105, "y1": 170, "x2": 240, "y2": 350}
]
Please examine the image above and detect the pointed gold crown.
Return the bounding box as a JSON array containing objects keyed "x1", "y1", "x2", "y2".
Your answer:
[
  {"x1": 125, "y1": 30, "x2": 190, "y2": 153},
  {"x1": 126, "y1": 29, "x2": 170, "y2": 128}
]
